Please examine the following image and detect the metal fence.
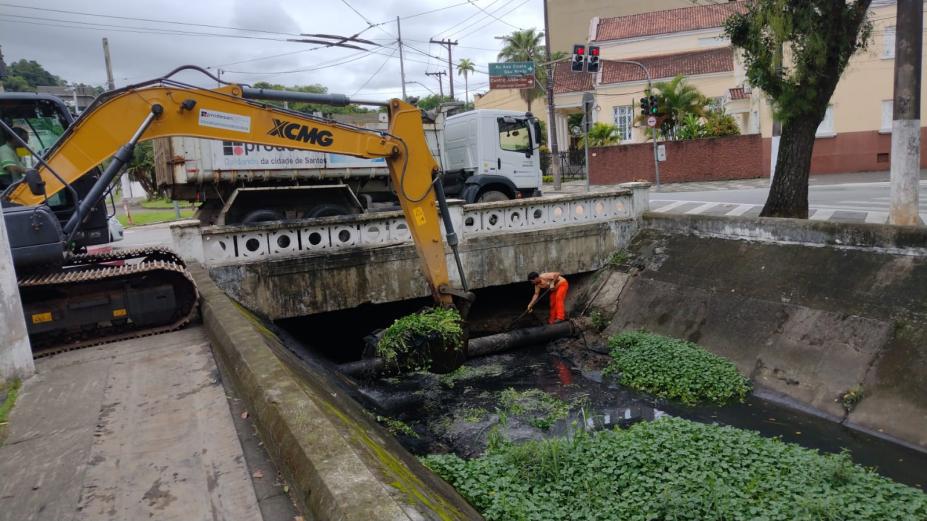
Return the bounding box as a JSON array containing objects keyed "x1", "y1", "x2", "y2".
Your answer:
[{"x1": 541, "y1": 150, "x2": 586, "y2": 180}]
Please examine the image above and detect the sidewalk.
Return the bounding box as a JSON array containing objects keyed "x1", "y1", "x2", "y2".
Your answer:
[{"x1": 0, "y1": 327, "x2": 292, "y2": 521}]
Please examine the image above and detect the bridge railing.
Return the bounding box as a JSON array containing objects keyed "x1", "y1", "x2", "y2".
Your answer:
[{"x1": 171, "y1": 183, "x2": 650, "y2": 266}]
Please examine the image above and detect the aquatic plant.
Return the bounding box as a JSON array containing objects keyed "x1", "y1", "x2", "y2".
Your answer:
[
  {"x1": 423, "y1": 417, "x2": 927, "y2": 521},
  {"x1": 498, "y1": 388, "x2": 570, "y2": 431},
  {"x1": 604, "y1": 330, "x2": 750, "y2": 405},
  {"x1": 376, "y1": 307, "x2": 463, "y2": 372},
  {"x1": 588, "y1": 310, "x2": 610, "y2": 332}
]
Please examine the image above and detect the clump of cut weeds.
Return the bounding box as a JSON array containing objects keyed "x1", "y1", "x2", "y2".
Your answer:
[
  {"x1": 438, "y1": 363, "x2": 505, "y2": 389},
  {"x1": 605, "y1": 330, "x2": 750, "y2": 405},
  {"x1": 841, "y1": 385, "x2": 864, "y2": 413},
  {"x1": 377, "y1": 307, "x2": 463, "y2": 372},
  {"x1": 588, "y1": 310, "x2": 609, "y2": 332},
  {"x1": 377, "y1": 415, "x2": 419, "y2": 438},
  {"x1": 498, "y1": 388, "x2": 570, "y2": 431},
  {"x1": 608, "y1": 250, "x2": 630, "y2": 268}
]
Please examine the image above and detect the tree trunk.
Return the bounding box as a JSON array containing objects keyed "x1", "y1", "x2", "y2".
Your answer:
[
  {"x1": 761, "y1": 115, "x2": 820, "y2": 218},
  {"x1": 464, "y1": 75, "x2": 469, "y2": 108}
]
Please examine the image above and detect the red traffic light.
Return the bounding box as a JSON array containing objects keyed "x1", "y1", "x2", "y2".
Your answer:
[
  {"x1": 589, "y1": 46, "x2": 600, "y2": 56},
  {"x1": 573, "y1": 44, "x2": 585, "y2": 55}
]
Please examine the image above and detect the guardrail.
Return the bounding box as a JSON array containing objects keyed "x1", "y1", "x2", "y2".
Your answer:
[{"x1": 170, "y1": 183, "x2": 650, "y2": 266}]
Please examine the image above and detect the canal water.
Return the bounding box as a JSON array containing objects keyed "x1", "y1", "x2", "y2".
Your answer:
[{"x1": 353, "y1": 340, "x2": 927, "y2": 490}]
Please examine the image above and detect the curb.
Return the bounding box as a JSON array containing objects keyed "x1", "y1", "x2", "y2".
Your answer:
[{"x1": 189, "y1": 264, "x2": 481, "y2": 521}]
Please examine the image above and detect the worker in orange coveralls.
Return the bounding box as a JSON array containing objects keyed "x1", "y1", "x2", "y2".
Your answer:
[{"x1": 526, "y1": 271, "x2": 569, "y2": 324}]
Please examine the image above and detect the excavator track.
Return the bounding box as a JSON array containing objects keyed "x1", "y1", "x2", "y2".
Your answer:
[
  {"x1": 19, "y1": 256, "x2": 199, "y2": 358},
  {"x1": 65, "y1": 246, "x2": 186, "y2": 267}
]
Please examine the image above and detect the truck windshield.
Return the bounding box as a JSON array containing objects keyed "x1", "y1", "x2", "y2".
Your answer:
[{"x1": 497, "y1": 117, "x2": 531, "y2": 153}]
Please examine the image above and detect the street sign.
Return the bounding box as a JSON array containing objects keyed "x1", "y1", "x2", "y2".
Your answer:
[
  {"x1": 647, "y1": 116, "x2": 657, "y2": 128},
  {"x1": 489, "y1": 62, "x2": 535, "y2": 89}
]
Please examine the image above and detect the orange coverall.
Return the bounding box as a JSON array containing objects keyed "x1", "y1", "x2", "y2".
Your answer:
[{"x1": 529, "y1": 273, "x2": 569, "y2": 324}]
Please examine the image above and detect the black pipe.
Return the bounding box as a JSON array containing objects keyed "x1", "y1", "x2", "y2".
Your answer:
[
  {"x1": 337, "y1": 321, "x2": 578, "y2": 378},
  {"x1": 241, "y1": 87, "x2": 388, "y2": 108},
  {"x1": 433, "y1": 179, "x2": 468, "y2": 291}
]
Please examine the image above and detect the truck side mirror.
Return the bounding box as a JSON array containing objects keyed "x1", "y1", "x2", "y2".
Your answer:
[{"x1": 24, "y1": 168, "x2": 46, "y2": 197}]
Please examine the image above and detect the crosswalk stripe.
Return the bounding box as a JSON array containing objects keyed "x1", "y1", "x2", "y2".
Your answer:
[
  {"x1": 864, "y1": 212, "x2": 888, "y2": 224},
  {"x1": 725, "y1": 204, "x2": 754, "y2": 216},
  {"x1": 653, "y1": 200, "x2": 689, "y2": 212},
  {"x1": 685, "y1": 202, "x2": 718, "y2": 215},
  {"x1": 809, "y1": 209, "x2": 835, "y2": 221}
]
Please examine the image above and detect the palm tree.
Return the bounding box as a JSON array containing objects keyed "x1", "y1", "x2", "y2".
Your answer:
[
  {"x1": 456, "y1": 58, "x2": 475, "y2": 109},
  {"x1": 497, "y1": 28, "x2": 545, "y2": 112},
  {"x1": 639, "y1": 75, "x2": 708, "y2": 140}
]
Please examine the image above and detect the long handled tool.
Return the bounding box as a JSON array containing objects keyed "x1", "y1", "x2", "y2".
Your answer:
[{"x1": 504, "y1": 286, "x2": 552, "y2": 330}]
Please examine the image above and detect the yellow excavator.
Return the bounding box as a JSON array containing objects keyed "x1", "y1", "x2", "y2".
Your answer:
[{"x1": 2, "y1": 65, "x2": 472, "y2": 361}]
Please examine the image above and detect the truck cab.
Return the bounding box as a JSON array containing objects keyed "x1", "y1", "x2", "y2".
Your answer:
[{"x1": 442, "y1": 109, "x2": 542, "y2": 203}]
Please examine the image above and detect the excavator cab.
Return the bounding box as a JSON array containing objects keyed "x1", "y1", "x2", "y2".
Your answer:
[{"x1": 0, "y1": 93, "x2": 113, "y2": 267}]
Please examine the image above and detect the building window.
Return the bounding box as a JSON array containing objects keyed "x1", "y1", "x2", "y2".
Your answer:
[
  {"x1": 883, "y1": 26, "x2": 896, "y2": 59},
  {"x1": 613, "y1": 105, "x2": 633, "y2": 141},
  {"x1": 816, "y1": 105, "x2": 835, "y2": 137},
  {"x1": 881, "y1": 100, "x2": 893, "y2": 132}
]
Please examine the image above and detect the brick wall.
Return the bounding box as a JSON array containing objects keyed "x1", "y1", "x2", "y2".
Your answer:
[{"x1": 589, "y1": 134, "x2": 765, "y2": 185}]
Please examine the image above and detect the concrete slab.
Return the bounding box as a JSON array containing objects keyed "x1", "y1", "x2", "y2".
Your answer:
[{"x1": 0, "y1": 327, "x2": 264, "y2": 521}]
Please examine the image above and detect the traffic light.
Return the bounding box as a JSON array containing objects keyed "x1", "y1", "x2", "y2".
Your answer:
[
  {"x1": 586, "y1": 46, "x2": 600, "y2": 73},
  {"x1": 571, "y1": 44, "x2": 586, "y2": 72},
  {"x1": 649, "y1": 95, "x2": 659, "y2": 115},
  {"x1": 640, "y1": 97, "x2": 650, "y2": 116}
]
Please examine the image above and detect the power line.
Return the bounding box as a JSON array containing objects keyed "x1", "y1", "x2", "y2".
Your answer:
[
  {"x1": 224, "y1": 46, "x2": 395, "y2": 75},
  {"x1": 0, "y1": 2, "x2": 304, "y2": 37},
  {"x1": 457, "y1": 0, "x2": 534, "y2": 40},
  {"x1": 432, "y1": 0, "x2": 503, "y2": 39},
  {"x1": 0, "y1": 14, "x2": 293, "y2": 41},
  {"x1": 351, "y1": 48, "x2": 397, "y2": 96},
  {"x1": 465, "y1": 0, "x2": 522, "y2": 31}
]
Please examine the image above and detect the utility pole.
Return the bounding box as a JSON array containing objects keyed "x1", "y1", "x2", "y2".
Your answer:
[
  {"x1": 429, "y1": 38, "x2": 459, "y2": 99},
  {"x1": 0, "y1": 208, "x2": 34, "y2": 381},
  {"x1": 397, "y1": 17, "x2": 407, "y2": 100},
  {"x1": 890, "y1": 0, "x2": 922, "y2": 225},
  {"x1": 426, "y1": 71, "x2": 446, "y2": 97},
  {"x1": 102, "y1": 37, "x2": 116, "y2": 91},
  {"x1": 542, "y1": 0, "x2": 563, "y2": 191}
]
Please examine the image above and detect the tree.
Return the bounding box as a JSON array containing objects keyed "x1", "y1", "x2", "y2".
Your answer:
[
  {"x1": 725, "y1": 0, "x2": 872, "y2": 218},
  {"x1": 251, "y1": 82, "x2": 370, "y2": 115},
  {"x1": 640, "y1": 75, "x2": 708, "y2": 140},
  {"x1": 1, "y1": 59, "x2": 64, "y2": 92},
  {"x1": 498, "y1": 28, "x2": 545, "y2": 112},
  {"x1": 578, "y1": 123, "x2": 622, "y2": 148},
  {"x1": 456, "y1": 58, "x2": 475, "y2": 110},
  {"x1": 413, "y1": 94, "x2": 455, "y2": 111},
  {"x1": 126, "y1": 141, "x2": 160, "y2": 199}
]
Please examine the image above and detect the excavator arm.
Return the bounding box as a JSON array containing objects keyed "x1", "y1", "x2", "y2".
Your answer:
[{"x1": 6, "y1": 80, "x2": 456, "y2": 308}]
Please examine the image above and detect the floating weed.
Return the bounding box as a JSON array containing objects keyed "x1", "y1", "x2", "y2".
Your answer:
[
  {"x1": 498, "y1": 388, "x2": 570, "y2": 431},
  {"x1": 438, "y1": 363, "x2": 505, "y2": 389},
  {"x1": 604, "y1": 330, "x2": 750, "y2": 405},
  {"x1": 422, "y1": 417, "x2": 927, "y2": 521},
  {"x1": 376, "y1": 307, "x2": 462, "y2": 372},
  {"x1": 376, "y1": 415, "x2": 418, "y2": 439}
]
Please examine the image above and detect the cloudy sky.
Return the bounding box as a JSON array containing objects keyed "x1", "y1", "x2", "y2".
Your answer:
[{"x1": 0, "y1": 0, "x2": 544, "y2": 100}]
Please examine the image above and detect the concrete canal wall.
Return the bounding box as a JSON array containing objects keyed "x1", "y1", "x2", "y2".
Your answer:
[
  {"x1": 589, "y1": 213, "x2": 927, "y2": 449},
  {"x1": 191, "y1": 264, "x2": 482, "y2": 520}
]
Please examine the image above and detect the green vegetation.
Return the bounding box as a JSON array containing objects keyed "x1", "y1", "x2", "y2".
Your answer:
[
  {"x1": 541, "y1": 175, "x2": 554, "y2": 184},
  {"x1": 588, "y1": 310, "x2": 609, "y2": 332},
  {"x1": 438, "y1": 363, "x2": 505, "y2": 389},
  {"x1": 117, "y1": 209, "x2": 195, "y2": 227},
  {"x1": 608, "y1": 249, "x2": 630, "y2": 268},
  {"x1": 605, "y1": 331, "x2": 750, "y2": 405},
  {"x1": 0, "y1": 379, "x2": 21, "y2": 444},
  {"x1": 498, "y1": 388, "x2": 570, "y2": 431},
  {"x1": 377, "y1": 308, "x2": 463, "y2": 372},
  {"x1": 376, "y1": 415, "x2": 418, "y2": 438},
  {"x1": 841, "y1": 385, "x2": 865, "y2": 413},
  {"x1": 462, "y1": 407, "x2": 489, "y2": 423},
  {"x1": 140, "y1": 198, "x2": 194, "y2": 209},
  {"x1": 423, "y1": 417, "x2": 927, "y2": 521}
]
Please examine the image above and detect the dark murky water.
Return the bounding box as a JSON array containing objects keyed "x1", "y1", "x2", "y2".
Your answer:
[{"x1": 354, "y1": 343, "x2": 927, "y2": 490}]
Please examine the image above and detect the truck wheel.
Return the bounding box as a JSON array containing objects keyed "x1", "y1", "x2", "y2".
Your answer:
[
  {"x1": 308, "y1": 204, "x2": 351, "y2": 218},
  {"x1": 478, "y1": 190, "x2": 510, "y2": 203},
  {"x1": 241, "y1": 209, "x2": 284, "y2": 224}
]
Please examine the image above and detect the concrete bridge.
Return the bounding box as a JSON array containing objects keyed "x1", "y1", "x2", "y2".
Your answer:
[{"x1": 171, "y1": 183, "x2": 650, "y2": 319}]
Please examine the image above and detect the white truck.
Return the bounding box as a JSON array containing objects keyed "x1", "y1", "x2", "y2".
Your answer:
[{"x1": 153, "y1": 108, "x2": 542, "y2": 225}]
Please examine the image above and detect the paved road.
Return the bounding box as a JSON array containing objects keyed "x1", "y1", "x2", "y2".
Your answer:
[{"x1": 650, "y1": 177, "x2": 927, "y2": 224}]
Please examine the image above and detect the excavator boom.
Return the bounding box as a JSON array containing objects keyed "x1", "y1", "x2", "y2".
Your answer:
[{"x1": 6, "y1": 77, "x2": 455, "y2": 307}]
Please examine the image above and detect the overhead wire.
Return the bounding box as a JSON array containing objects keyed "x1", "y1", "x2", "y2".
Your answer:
[
  {"x1": 351, "y1": 48, "x2": 397, "y2": 96},
  {"x1": 465, "y1": 0, "x2": 523, "y2": 31}
]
